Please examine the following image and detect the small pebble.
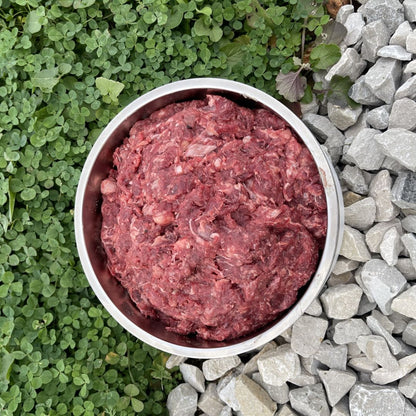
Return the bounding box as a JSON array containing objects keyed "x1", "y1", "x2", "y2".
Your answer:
[
  {"x1": 380, "y1": 226, "x2": 404, "y2": 266},
  {"x1": 339, "y1": 225, "x2": 371, "y2": 262},
  {"x1": 360, "y1": 259, "x2": 407, "y2": 314},
  {"x1": 257, "y1": 344, "x2": 301, "y2": 387},
  {"x1": 344, "y1": 197, "x2": 376, "y2": 231},
  {"x1": 333, "y1": 319, "x2": 372, "y2": 345},
  {"x1": 291, "y1": 315, "x2": 328, "y2": 358},
  {"x1": 180, "y1": 363, "x2": 206, "y2": 393},
  {"x1": 203, "y1": 357, "x2": 242, "y2": 381},
  {"x1": 167, "y1": 383, "x2": 198, "y2": 416},
  {"x1": 234, "y1": 374, "x2": 277, "y2": 416},
  {"x1": 392, "y1": 286, "x2": 416, "y2": 319},
  {"x1": 368, "y1": 170, "x2": 400, "y2": 222},
  {"x1": 318, "y1": 369, "x2": 357, "y2": 406},
  {"x1": 198, "y1": 383, "x2": 225, "y2": 416},
  {"x1": 356, "y1": 334, "x2": 399, "y2": 370},
  {"x1": 349, "y1": 383, "x2": 406, "y2": 416},
  {"x1": 289, "y1": 383, "x2": 330, "y2": 416},
  {"x1": 320, "y1": 284, "x2": 363, "y2": 320}
]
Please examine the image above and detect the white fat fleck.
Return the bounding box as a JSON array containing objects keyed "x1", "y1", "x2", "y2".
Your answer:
[{"x1": 174, "y1": 165, "x2": 183, "y2": 174}]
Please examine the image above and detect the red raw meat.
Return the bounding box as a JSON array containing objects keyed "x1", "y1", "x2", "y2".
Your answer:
[{"x1": 101, "y1": 95, "x2": 327, "y2": 341}]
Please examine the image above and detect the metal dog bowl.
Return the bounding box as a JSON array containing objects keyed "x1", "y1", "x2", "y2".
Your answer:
[{"x1": 74, "y1": 78, "x2": 344, "y2": 359}]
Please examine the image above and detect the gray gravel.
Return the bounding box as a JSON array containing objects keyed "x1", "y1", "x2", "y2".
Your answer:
[{"x1": 167, "y1": 3, "x2": 416, "y2": 415}]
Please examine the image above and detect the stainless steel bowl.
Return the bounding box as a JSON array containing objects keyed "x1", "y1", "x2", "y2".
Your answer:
[{"x1": 74, "y1": 78, "x2": 344, "y2": 359}]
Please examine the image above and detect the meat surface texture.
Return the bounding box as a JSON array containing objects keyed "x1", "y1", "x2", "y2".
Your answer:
[{"x1": 100, "y1": 95, "x2": 327, "y2": 341}]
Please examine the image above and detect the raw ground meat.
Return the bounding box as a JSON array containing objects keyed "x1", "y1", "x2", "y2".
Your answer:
[{"x1": 100, "y1": 94, "x2": 327, "y2": 341}]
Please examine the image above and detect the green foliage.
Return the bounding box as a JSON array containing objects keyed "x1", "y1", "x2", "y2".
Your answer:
[{"x1": 0, "y1": 0, "x2": 337, "y2": 414}]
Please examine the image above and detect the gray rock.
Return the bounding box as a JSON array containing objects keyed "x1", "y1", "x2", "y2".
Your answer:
[
  {"x1": 367, "y1": 313, "x2": 403, "y2": 355},
  {"x1": 404, "y1": 0, "x2": 416, "y2": 21},
  {"x1": 397, "y1": 257, "x2": 416, "y2": 280},
  {"x1": 318, "y1": 369, "x2": 357, "y2": 406},
  {"x1": 289, "y1": 384, "x2": 329, "y2": 416},
  {"x1": 234, "y1": 374, "x2": 277, "y2": 416},
  {"x1": 357, "y1": 334, "x2": 399, "y2": 370},
  {"x1": 344, "y1": 13, "x2": 365, "y2": 46},
  {"x1": 360, "y1": 259, "x2": 407, "y2": 314},
  {"x1": 291, "y1": 315, "x2": 328, "y2": 358},
  {"x1": 399, "y1": 372, "x2": 416, "y2": 399},
  {"x1": 257, "y1": 344, "x2": 301, "y2": 386},
  {"x1": 371, "y1": 353, "x2": 416, "y2": 384},
  {"x1": 392, "y1": 286, "x2": 416, "y2": 319},
  {"x1": 367, "y1": 105, "x2": 391, "y2": 130},
  {"x1": 344, "y1": 110, "x2": 370, "y2": 143},
  {"x1": 393, "y1": 173, "x2": 416, "y2": 210},
  {"x1": 360, "y1": 0, "x2": 405, "y2": 34},
  {"x1": 361, "y1": 20, "x2": 391, "y2": 62},
  {"x1": 341, "y1": 165, "x2": 369, "y2": 195},
  {"x1": 320, "y1": 284, "x2": 363, "y2": 320},
  {"x1": 346, "y1": 128, "x2": 385, "y2": 171},
  {"x1": 365, "y1": 219, "x2": 402, "y2": 253},
  {"x1": 336, "y1": 4, "x2": 354, "y2": 25},
  {"x1": 364, "y1": 58, "x2": 403, "y2": 104},
  {"x1": 305, "y1": 298, "x2": 323, "y2": 317},
  {"x1": 327, "y1": 103, "x2": 362, "y2": 131},
  {"x1": 252, "y1": 372, "x2": 289, "y2": 404},
  {"x1": 349, "y1": 383, "x2": 406, "y2": 415},
  {"x1": 302, "y1": 113, "x2": 344, "y2": 145},
  {"x1": 332, "y1": 257, "x2": 360, "y2": 275},
  {"x1": 390, "y1": 21, "x2": 414, "y2": 47},
  {"x1": 389, "y1": 98, "x2": 416, "y2": 130},
  {"x1": 180, "y1": 364, "x2": 206, "y2": 393},
  {"x1": 369, "y1": 170, "x2": 400, "y2": 222},
  {"x1": 395, "y1": 74, "x2": 416, "y2": 100},
  {"x1": 348, "y1": 356, "x2": 379, "y2": 373},
  {"x1": 380, "y1": 227, "x2": 404, "y2": 266},
  {"x1": 166, "y1": 354, "x2": 186, "y2": 369},
  {"x1": 403, "y1": 216, "x2": 416, "y2": 233},
  {"x1": 276, "y1": 404, "x2": 298, "y2": 416},
  {"x1": 325, "y1": 48, "x2": 366, "y2": 83},
  {"x1": 344, "y1": 197, "x2": 376, "y2": 231},
  {"x1": 333, "y1": 318, "x2": 372, "y2": 345},
  {"x1": 376, "y1": 129, "x2": 416, "y2": 171},
  {"x1": 404, "y1": 321, "x2": 416, "y2": 347},
  {"x1": 242, "y1": 342, "x2": 276, "y2": 375},
  {"x1": 378, "y1": 45, "x2": 413, "y2": 61},
  {"x1": 349, "y1": 75, "x2": 385, "y2": 106},
  {"x1": 167, "y1": 383, "x2": 198, "y2": 416},
  {"x1": 402, "y1": 234, "x2": 416, "y2": 270},
  {"x1": 314, "y1": 340, "x2": 348, "y2": 371},
  {"x1": 203, "y1": 357, "x2": 242, "y2": 381},
  {"x1": 339, "y1": 225, "x2": 371, "y2": 262},
  {"x1": 405, "y1": 61, "x2": 416, "y2": 74},
  {"x1": 198, "y1": 383, "x2": 225, "y2": 416},
  {"x1": 217, "y1": 371, "x2": 240, "y2": 411}
]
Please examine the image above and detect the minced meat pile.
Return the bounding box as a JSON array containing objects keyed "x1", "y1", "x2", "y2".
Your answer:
[{"x1": 100, "y1": 94, "x2": 327, "y2": 341}]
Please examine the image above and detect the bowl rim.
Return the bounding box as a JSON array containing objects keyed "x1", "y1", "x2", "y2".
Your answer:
[{"x1": 74, "y1": 78, "x2": 344, "y2": 358}]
